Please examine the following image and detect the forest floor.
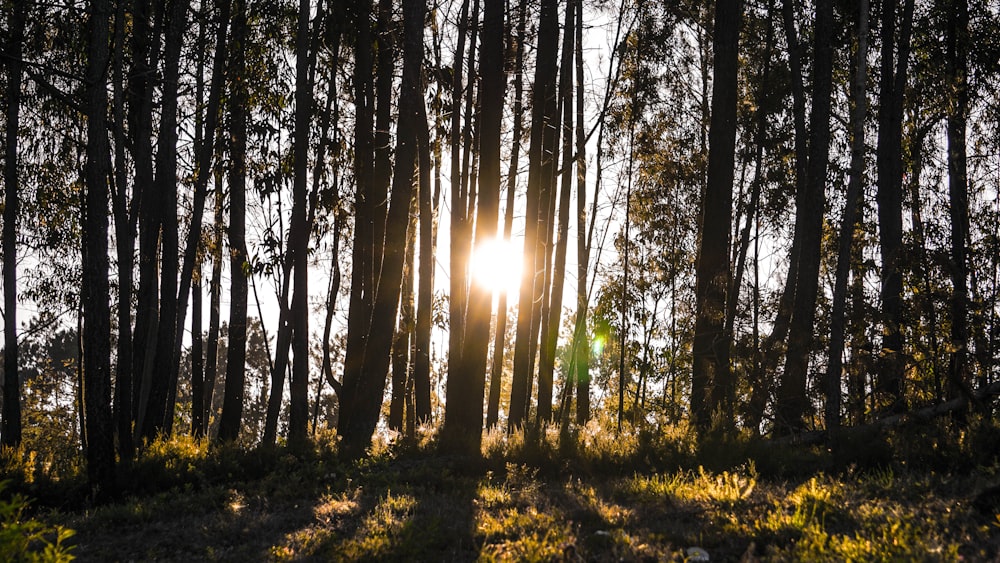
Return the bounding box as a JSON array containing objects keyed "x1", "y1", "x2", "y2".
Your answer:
[{"x1": 16, "y1": 421, "x2": 1000, "y2": 561}]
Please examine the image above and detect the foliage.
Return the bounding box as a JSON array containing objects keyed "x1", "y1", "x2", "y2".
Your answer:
[{"x1": 0, "y1": 481, "x2": 74, "y2": 562}]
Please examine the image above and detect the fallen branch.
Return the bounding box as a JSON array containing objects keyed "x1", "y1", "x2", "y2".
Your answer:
[{"x1": 770, "y1": 381, "x2": 1000, "y2": 447}]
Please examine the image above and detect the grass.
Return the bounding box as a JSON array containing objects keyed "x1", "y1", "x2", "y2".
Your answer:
[{"x1": 5, "y1": 417, "x2": 1000, "y2": 561}]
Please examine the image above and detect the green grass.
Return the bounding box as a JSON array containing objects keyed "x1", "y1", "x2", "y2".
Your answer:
[{"x1": 6, "y1": 418, "x2": 1000, "y2": 561}]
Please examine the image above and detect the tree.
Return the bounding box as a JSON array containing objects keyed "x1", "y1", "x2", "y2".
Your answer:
[
  {"x1": 509, "y1": 0, "x2": 560, "y2": 429},
  {"x1": 143, "y1": 0, "x2": 192, "y2": 441},
  {"x1": 287, "y1": 0, "x2": 313, "y2": 448},
  {"x1": 338, "y1": 0, "x2": 426, "y2": 456},
  {"x1": 442, "y1": 0, "x2": 503, "y2": 453},
  {"x1": 775, "y1": 0, "x2": 835, "y2": 434},
  {"x1": 691, "y1": 0, "x2": 740, "y2": 433},
  {"x1": 826, "y1": 0, "x2": 869, "y2": 431},
  {"x1": 945, "y1": 0, "x2": 972, "y2": 403},
  {"x1": 875, "y1": 0, "x2": 915, "y2": 414},
  {"x1": 217, "y1": 0, "x2": 250, "y2": 442},
  {"x1": 2, "y1": 0, "x2": 27, "y2": 449},
  {"x1": 83, "y1": 0, "x2": 117, "y2": 498}
]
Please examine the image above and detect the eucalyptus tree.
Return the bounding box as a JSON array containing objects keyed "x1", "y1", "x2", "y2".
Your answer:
[
  {"x1": 775, "y1": 0, "x2": 835, "y2": 434},
  {"x1": 442, "y1": 0, "x2": 503, "y2": 453},
  {"x1": 2, "y1": 0, "x2": 27, "y2": 448},
  {"x1": 691, "y1": 0, "x2": 740, "y2": 433},
  {"x1": 826, "y1": 0, "x2": 869, "y2": 431},
  {"x1": 875, "y1": 0, "x2": 915, "y2": 414},
  {"x1": 217, "y1": 0, "x2": 250, "y2": 442},
  {"x1": 509, "y1": 0, "x2": 560, "y2": 429},
  {"x1": 83, "y1": 0, "x2": 116, "y2": 498},
  {"x1": 339, "y1": 0, "x2": 426, "y2": 456}
]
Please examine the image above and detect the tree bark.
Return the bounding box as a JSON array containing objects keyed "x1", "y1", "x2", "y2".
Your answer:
[
  {"x1": 875, "y1": 0, "x2": 915, "y2": 413},
  {"x1": 111, "y1": 0, "x2": 135, "y2": 457},
  {"x1": 509, "y1": 0, "x2": 560, "y2": 429},
  {"x1": 168, "y1": 0, "x2": 232, "y2": 432},
  {"x1": 217, "y1": 0, "x2": 250, "y2": 442},
  {"x1": 945, "y1": 0, "x2": 971, "y2": 404},
  {"x1": 826, "y1": 0, "x2": 868, "y2": 432},
  {"x1": 441, "y1": 0, "x2": 503, "y2": 453},
  {"x1": 338, "y1": 0, "x2": 425, "y2": 456},
  {"x1": 287, "y1": 0, "x2": 313, "y2": 449},
  {"x1": 2, "y1": 0, "x2": 26, "y2": 449},
  {"x1": 537, "y1": 0, "x2": 575, "y2": 425},
  {"x1": 338, "y1": 0, "x2": 376, "y2": 446},
  {"x1": 692, "y1": 0, "x2": 740, "y2": 434},
  {"x1": 776, "y1": 0, "x2": 834, "y2": 434},
  {"x1": 83, "y1": 0, "x2": 117, "y2": 498},
  {"x1": 144, "y1": 0, "x2": 192, "y2": 440}
]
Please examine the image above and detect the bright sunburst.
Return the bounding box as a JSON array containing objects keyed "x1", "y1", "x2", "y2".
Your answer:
[{"x1": 469, "y1": 236, "x2": 523, "y2": 298}]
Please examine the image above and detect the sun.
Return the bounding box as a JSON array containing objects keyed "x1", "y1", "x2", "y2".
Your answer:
[{"x1": 469, "y1": 236, "x2": 523, "y2": 298}]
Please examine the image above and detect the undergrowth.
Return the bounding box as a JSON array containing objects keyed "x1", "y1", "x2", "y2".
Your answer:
[{"x1": 1, "y1": 415, "x2": 998, "y2": 560}]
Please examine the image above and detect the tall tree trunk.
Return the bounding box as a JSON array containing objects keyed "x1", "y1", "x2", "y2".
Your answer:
[
  {"x1": 83, "y1": 0, "x2": 117, "y2": 498},
  {"x1": 537, "y1": 0, "x2": 575, "y2": 425},
  {"x1": 218, "y1": 0, "x2": 249, "y2": 442},
  {"x1": 486, "y1": 0, "x2": 526, "y2": 429},
  {"x1": 826, "y1": 0, "x2": 868, "y2": 432},
  {"x1": 339, "y1": 0, "x2": 376, "y2": 448},
  {"x1": 945, "y1": 0, "x2": 972, "y2": 404},
  {"x1": 448, "y1": 0, "x2": 473, "y2": 375},
  {"x1": 191, "y1": 252, "x2": 205, "y2": 437},
  {"x1": 287, "y1": 0, "x2": 313, "y2": 448},
  {"x1": 572, "y1": 0, "x2": 589, "y2": 425},
  {"x1": 2, "y1": 0, "x2": 26, "y2": 449},
  {"x1": 776, "y1": 0, "x2": 834, "y2": 434},
  {"x1": 168, "y1": 0, "x2": 232, "y2": 431},
  {"x1": 875, "y1": 0, "x2": 914, "y2": 414},
  {"x1": 390, "y1": 204, "x2": 416, "y2": 432},
  {"x1": 413, "y1": 79, "x2": 434, "y2": 425},
  {"x1": 204, "y1": 163, "x2": 225, "y2": 432},
  {"x1": 509, "y1": 0, "x2": 560, "y2": 429},
  {"x1": 111, "y1": 0, "x2": 135, "y2": 457},
  {"x1": 442, "y1": 0, "x2": 502, "y2": 453},
  {"x1": 691, "y1": 0, "x2": 740, "y2": 434},
  {"x1": 129, "y1": 0, "x2": 163, "y2": 437},
  {"x1": 145, "y1": 0, "x2": 192, "y2": 440},
  {"x1": 338, "y1": 0, "x2": 425, "y2": 456},
  {"x1": 372, "y1": 0, "x2": 394, "y2": 283}
]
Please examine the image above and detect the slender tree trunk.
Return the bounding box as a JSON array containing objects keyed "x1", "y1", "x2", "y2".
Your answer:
[
  {"x1": 145, "y1": 0, "x2": 192, "y2": 440},
  {"x1": 83, "y1": 0, "x2": 117, "y2": 498},
  {"x1": 204, "y1": 163, "x2": 225, "y2": 432},
  {"x1": 168, "y1": 0, "x2": 232, "y2": 430},
  {"x1": 826, "y1": 0, "x2": 868, "y2": 432},
  {"x1": 339, "y1": 0, "x2": 425, "y2": 456},
  {"x1": 572, "y1": 0, "x2": 589, "y2": 425},
  {"x1": 875, "y1": 0, "x2": 914, "y2": 413},
  {"x1": 390, "y1": 204, "x2": 416, "y2": 432},
  {"x1": 537, "y1": 0, "x2": 575, "y2": 425},
  {"x1": 691, "y1": 0, "x2": 740, "y2": 434},
  {"x1": 448, "y1": 0, "x2": 473, "y2": 375},
  {"x1": 486, "y1": 0, "x2": 526, "y2": 428},
  {"x1": 372, "y1": 0, "x2": 394, "y2": 282},
  {"x1": 413, "y1": 90, "x2": 434, "y2": 424},
  {"x1": 2, "y1": 0, "x2": 26, "y2": 449},
  {"x1": 287, "y1": 0, "x2": 313, "y2": 448},
  {"x1": 111, "y1": 0, "x2": 135, "y2": 457},
  {"x1": 509, "y1": 0, "x2": 560, "y2": 429},
  {"x1": 338, "y1": 0, "x2": 377, "y2": 447},
  {"x1": 130, "y1": 0, "x2": 163, "y2": 438},
  {"x1": 776, "y1": 0, "x2": 834, "y2": 434},
  {"x1": 218, "y1": 0, "x2": 250, "y2": 442},
  {"x1": 946, "y1": 0, "x2": 972, "y2": 404},
  {"x1": 191, "y1": 254, "x2": 205, "y2": 437},
  {"x1": 442, "y1": 0, "x2": 502, "y2": 453}
]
